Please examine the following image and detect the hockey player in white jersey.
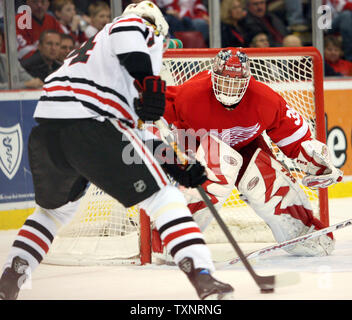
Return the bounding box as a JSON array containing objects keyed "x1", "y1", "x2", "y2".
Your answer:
[{"x1": 0, "y1": 1, "x2": 233, "y2": 300}]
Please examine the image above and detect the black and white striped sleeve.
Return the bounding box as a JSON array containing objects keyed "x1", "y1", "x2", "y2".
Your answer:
[{"x1": 109, "y1": 16, "x2": 154, "y2": 82}]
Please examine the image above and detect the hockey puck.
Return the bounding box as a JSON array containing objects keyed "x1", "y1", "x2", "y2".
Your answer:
[{"x1": 260, "y1": 288, "x2": 274, "y2": 294}]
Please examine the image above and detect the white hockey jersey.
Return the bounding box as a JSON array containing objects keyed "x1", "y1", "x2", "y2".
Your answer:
[{"x1": 34, "y1": 14, "x2": 165, "y2": 127}]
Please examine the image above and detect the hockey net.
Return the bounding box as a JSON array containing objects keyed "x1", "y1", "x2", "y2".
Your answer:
[{"x1": 44, "y1": 47, "x2": 328, "y2": 266}]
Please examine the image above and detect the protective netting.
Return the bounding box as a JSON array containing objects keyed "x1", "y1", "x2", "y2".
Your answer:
[{"x1": 44, "y1": 50, "x2": 324, "y2": 265}]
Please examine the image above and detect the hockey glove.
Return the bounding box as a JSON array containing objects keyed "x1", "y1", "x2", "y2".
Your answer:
[
  {"x1": 297, "y1": 139, "x2": 343, "y2": 189},
  {"x1": 162, "y1": 161, "x2": 207, "y2": 188},
  {"x1": 134, "y1": 76, "x2": 166, "y2": 121}
]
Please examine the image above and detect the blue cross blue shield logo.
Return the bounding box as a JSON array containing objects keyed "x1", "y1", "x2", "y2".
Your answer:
[{"x1": 0, "y1": 123, "x2": 23, "y2": 180}]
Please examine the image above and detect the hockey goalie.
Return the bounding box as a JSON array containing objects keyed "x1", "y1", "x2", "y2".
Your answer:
[{"x1": 159, "y1": 48, "x2": 343, "y2": 257}]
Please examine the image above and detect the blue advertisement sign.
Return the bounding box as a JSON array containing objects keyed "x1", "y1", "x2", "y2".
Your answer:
[{"x1": 0, "y1": 98, "x2": 38, "y2": 206}]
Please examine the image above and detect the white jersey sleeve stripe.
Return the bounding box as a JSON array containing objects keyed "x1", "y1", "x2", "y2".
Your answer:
[
  {"x1": 108, "y1": 17, "x2": 145, "y2": 34},
  {"x1": 110, "y1": 25, "x2": 149, "y2": 38},
  {"x1": 110, "y1": 25, "x2": 150, "y2": 57},
  {"x1": 275, "y1": 120, "x2": 309, "y2": 147}
]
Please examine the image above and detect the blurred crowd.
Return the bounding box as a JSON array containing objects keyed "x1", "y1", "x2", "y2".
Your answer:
[{"x1": 1, "y1": 0, "x2": 352, "y2": 90}]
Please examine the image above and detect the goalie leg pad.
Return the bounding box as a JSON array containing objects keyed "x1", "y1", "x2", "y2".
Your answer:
[
  {"x1": 183, "y1": 133, "x2": 243, "y2": 231},
  {"x1": 238, "y1": 148, "x2": 335, "y2": 257}
]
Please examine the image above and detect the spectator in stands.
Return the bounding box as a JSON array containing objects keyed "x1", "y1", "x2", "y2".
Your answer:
[
  {"x1": 156, "y1": 0, "x2": 210, "y2": 45},
  {"x1": 57, "y1": 33, "x2": 75, "y2": 63},
  {"x1": 249, "y1": 32, "x2": 270, "y2": 48},
  {"x1": 220, "y1": 0, "x2": 247, "y2": 48},
  {"x1": 325, "y1": 0, "x2": 352, "y2": 62},
  {"x1": 154, "y1": 2, "x2": 195, "y2": 38},
  {"x1": 52, "y1": 0, "x2": 87, "y2": 46},
  {"x1": 73, "y1": 0, "x2": 110, "y2": 16},
  {"x1": 16, "y1": 0, "x2": 63, "y2": 60},
  {"x1": 283, "y1": 0, "x2": 309, "y2": 32},
  {"x1": 15, "y1": 0, "x2": 27, "y2": 11},
  {"x1": 242, "y1": 0, "x2": 288, "y2": 47},
  {"x1": 0, "y1": 31, "x2": 4, "y2": 54},
  {"x1": 84, "y1": 1, "x2": 111, "y2": 38},
  {"x1": 324, "y1": 34, "x2": 352, "y2": 76},
  {"x1": 21, "y1": 30, "x2": 62, "y2": 81},
  {"x1": 0, "y1": 32, "x2": 43, "y2": 90},
  {"x1": 282, "y1": 34, "x2": 303, "y2": 47},
  {"x1": 268, "y1": 0, "x2": 310, "y2": 32},
  {"x1": 0, "y1": 0, "x2": 4, "y2": 36}
]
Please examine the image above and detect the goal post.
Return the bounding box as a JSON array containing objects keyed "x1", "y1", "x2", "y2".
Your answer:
[{"x1": 43, "y1": 47, "x2": 328, "y2": 266}]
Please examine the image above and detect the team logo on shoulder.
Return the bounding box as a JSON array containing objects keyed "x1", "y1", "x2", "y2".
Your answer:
[
  {"x1": 134, "y1": 179, "x2": 146, "y2": 193},
  {"x1": 0, "y1": 123, "x2": 23, "y2": 180}
]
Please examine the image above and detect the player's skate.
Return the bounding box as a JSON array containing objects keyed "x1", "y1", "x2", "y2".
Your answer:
[
  {"x1": 179, "y1": 257, "x2": 234, "y2": 300},
  {"x1": 0, "y1": 256, "x2": 29, "y2": 300}
]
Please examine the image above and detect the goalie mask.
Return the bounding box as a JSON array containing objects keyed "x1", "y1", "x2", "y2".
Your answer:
[
  {"x1": 122, "y1": 1, "x2": 169, "y2": 38},
  {"x1": 211, "y1": 49, "x2": 251, "y2": 106}
]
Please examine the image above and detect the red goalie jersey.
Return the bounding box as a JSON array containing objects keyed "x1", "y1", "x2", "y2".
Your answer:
[{"x1": 164, "y1": 70, "x2": 311, "y2": 159}]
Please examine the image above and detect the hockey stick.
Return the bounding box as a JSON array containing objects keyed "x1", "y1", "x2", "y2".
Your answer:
[
  {"x1": 216, "y1": 218, "x2": 352, "y2": 268},
  {"x1": 154, "y1": 119, "x2": 300, "y2": 292}
]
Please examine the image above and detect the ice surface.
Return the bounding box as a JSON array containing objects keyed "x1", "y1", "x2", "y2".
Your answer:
[{"x1": 0, "y1": 198, "x2": 351, "y2": 300}]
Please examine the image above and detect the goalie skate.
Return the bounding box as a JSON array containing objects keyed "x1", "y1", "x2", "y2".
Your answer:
[
  {"x1": 179, "y1": 257, "x2": 234, "y2": 300},
  {"x1": 282, "y1": 222, "x2": 335, "y2": 257}
]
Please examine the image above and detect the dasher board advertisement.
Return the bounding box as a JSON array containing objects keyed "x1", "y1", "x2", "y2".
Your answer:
[{"x1": 0, "y1": 94, "x2": 38, "y2": 209}]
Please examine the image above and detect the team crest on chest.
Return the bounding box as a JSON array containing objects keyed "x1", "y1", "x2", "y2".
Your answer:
[{"x1": 210, "y1": 123, "x2": 261, "y2": 147}]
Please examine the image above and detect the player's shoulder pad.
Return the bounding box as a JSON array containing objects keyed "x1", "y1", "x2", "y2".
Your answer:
[{"x1": 108, "y1": 14, "x2": 149, "y2": 36}]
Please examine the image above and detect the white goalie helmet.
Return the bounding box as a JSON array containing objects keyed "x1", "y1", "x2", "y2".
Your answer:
[
  {"x1": 122, "y1": 1, "x2": 169, "y2": 37},
  {"x1": 211, "y1": 48, "x2": 251, "y2": 106}
]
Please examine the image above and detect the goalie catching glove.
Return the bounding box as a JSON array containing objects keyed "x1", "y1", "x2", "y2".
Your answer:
[
  {"x1": 134, "y1": 76, "x2": 166, "y2": 121},
  {"x1": 297, "y1": 139, "x2": 343, "y2": 189}
]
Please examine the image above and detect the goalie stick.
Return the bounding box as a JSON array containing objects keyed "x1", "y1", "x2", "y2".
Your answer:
[
  {"x1": 154, "y1": 119, "x2": 300, "y2": 292},
  {"x1": 216, "y1": 218, "x2": 352, "y2": 268}
]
